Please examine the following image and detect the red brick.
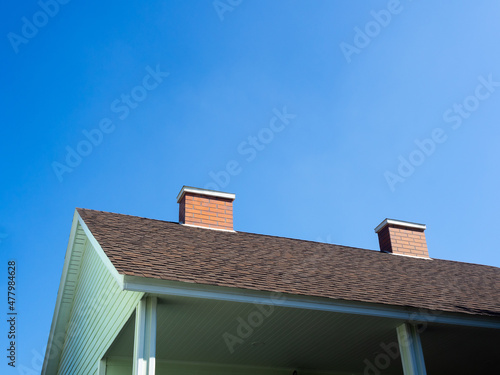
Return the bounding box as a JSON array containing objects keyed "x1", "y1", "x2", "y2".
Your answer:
[{"x1": 378, "y1": 223, "x2": 429, "y2": 258}]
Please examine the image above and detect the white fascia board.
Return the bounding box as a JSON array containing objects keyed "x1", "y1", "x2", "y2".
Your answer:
[
  {"x1": 41, "y1": 210, "x2": 80, "y2": 375},
  {"x1": 176, "y1": 186, "x2": 235, "y2": 203},
  {"x1": 42, "y1": 210, "x2": 126, "y2": 375},
  {"x1": 122, "y1": 275, "x2": 500, "y2": 330},
  {"x1": 375, "y1": 218, "x2": 427, "y2": 233},
  {"x1": 76, "y1": 211, "x2": 124, "y2": 289}
]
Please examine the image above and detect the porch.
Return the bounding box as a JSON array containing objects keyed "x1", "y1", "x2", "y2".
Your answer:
[{"x1": 100, "y1": 294, "x2": 500, "y2": 375}]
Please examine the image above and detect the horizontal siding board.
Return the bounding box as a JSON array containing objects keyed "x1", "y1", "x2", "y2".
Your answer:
[
  {"x1": 61, "y1": 244, "x2": 127, "y2": 374},
  {"x1": 63, "y1": 269, "x2": 113, "y2": 373},
  {"x1": 58, "y1": 240, "x2": 103, "y2": 374},
  {"x1": 60, "y1": 240, "x2": 100, "y2": 338},
  {"x1": 78, "y1": 290, "x2": 139, "y2": 374},
  {"x1": 81, "y1": 293, "x2": 139, "y2": 374},
  {"x1": 57, "y1": 241, "x2": 97, "y2": 372},
  {"x1": 56, "y1": 239, "x2": 143, "y2": 375},
  {"x1": 59, "y1": 253, "x2": 112, "y2": 374}
]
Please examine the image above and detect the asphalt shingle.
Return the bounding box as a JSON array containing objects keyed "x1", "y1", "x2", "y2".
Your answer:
[{"x1": 77, "y1": 208, "x2": 500, "y2": 317}]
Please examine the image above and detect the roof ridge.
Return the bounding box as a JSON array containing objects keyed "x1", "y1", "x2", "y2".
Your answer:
[
  {"x1": 76, "y1": 207, "x2": 499, "y2": 269},
  {"x1": 76, "y1": 207, "x2": 376, "y2": 252}
]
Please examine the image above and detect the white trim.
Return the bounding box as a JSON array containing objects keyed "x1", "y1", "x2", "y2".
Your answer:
[
  {"x1": 122, "y1": 276, "x2": 500, "y2": 330},
  {"x1": 180, "y1": 223, "x2": 236, "y2": 233},
  {"x1": 133, "y1": 297, "x2": 157, "y2": 375},
  {"x1": 98, "y1": 358, "x2": 107, "y2": 375},
  {"x1": 41, "y1": 210, "x2": 80, "y2": 375},
  {"x1": 397, "y1": 323, "x2": 427, "y2": 375},
  {"x1": 77, "y1": 211, "x2": 124, "y2": 289},
  {"x1": 176, "y1": 186, "x2": 235, "y2": 203},
  {"x1": 145, "y1": 297, "x2": 157, "y2": 373},
  {"x1": 133, "y1": 299, "x2": 146, "y2": 375},
  {"x1": 375, "y1": 218, "x2": 427, "y2": 233}
]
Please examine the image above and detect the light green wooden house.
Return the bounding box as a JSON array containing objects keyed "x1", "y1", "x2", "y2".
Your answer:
[{"x1": 42, "y1": 187, "x2": 500, "y2": 375}]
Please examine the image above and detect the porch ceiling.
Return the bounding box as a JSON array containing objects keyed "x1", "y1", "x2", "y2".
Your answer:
[
  {"x1": 107, "y1": 295, "x2": 406, "y2": 374},
  {"x1": 420, "y1": 323, "x2": 500, "y2": 374}
]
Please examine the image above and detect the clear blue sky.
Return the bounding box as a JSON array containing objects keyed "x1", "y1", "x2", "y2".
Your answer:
[{"x1": 2, "y1": 0, "x2": 500, "y2": 372}]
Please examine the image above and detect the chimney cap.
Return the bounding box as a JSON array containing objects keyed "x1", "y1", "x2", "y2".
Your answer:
[
  {"x1": 374, "y1": 218, "x2": 426, "y2": 234},
  {"x1": 176, "y1": 186, "x2": 236, "y2": 203}
]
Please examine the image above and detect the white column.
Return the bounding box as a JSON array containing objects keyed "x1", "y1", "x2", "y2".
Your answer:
[
  {"x1": 98, "y1": 358, "x2": 106, "y2": 375},
  {"x1": 397, "y1": 323, "x2": 427, "y2": 375},
  {"x1": 133, "y1": 297, "x2": 157, "y2": 375}
]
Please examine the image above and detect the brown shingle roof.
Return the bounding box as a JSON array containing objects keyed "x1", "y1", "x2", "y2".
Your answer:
[{"x1": 77, "y1": 208, "x2": 500, "y2": 317}]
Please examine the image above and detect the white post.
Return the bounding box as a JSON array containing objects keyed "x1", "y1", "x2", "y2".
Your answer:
[
  {"x1": 98, "y1": 358, "x2": 106, "y2": 375},
  {"x1": 133, "y1": 297, "x2": 157, "y2": 375},
  {"x1": 397, "y1": 323, "x2": 427, "y2": 375}
]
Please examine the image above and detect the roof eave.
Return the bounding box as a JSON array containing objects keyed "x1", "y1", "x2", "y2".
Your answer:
[{"x1": 122, "y1": 274, "x2": 500, "y2": 330}]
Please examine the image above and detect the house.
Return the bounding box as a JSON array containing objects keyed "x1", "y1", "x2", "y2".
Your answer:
[{"x1": 42, "y1": 186, "x2": 500, "y2": 375}]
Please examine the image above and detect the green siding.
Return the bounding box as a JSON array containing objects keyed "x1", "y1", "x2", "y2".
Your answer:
[{"x1": 56, "y1": 239, "x2": 144, "y2": 375}]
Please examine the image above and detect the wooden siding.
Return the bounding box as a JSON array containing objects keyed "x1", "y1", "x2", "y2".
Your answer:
[{"x1": 56, "y1": 239, "x2": 143, "y2": 375}]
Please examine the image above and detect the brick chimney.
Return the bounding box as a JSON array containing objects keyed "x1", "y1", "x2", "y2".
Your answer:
[
  {"x1": 177, "y1": 186, "x2": 235, "y2": 231},
  {"x1": 375, "y1": 219, "x2": 429, "y2": 258}
]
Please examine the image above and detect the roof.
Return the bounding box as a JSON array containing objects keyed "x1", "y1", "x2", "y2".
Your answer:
[{"x1": 77, "y1": 208, "x2": 500, "y2": 317}]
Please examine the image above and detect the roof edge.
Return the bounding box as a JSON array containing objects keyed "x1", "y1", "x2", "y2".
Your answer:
[
  {"x1": 122, "y1": 275, "x2": 500, "y2": 329},
  {"x1": 42, "y1": 210, "x2": 125, "y2": 375},
  {"x1": 76, "y1": 209, "x2": 125, "y2": 286},
  {"x1": 42, "y1": 210, "x2": 80, "y2": 375}
]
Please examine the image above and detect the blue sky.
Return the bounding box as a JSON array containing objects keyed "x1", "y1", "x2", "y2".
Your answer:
[{"x1": 2, "y1": 0, "x2": 500, "y2": 372}]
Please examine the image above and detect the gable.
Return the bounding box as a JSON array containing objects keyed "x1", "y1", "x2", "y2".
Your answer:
[{"x1": 42, "y1": 211, "x2": 143, "y2": 375}]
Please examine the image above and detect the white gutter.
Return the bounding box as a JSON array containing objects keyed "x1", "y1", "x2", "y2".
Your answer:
[{"x1": 122, "y1": 276, "x2": 500, "y2": 330}]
